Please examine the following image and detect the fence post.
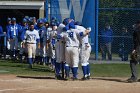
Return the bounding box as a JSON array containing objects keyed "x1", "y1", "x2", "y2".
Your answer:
[{"x1": 95, "y1": 0, "x2": 99, "y2": 60}]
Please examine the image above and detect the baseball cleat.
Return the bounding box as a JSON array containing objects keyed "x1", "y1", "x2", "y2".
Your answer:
[
  {"x1": 81, "y1": 77, "x2": 88, "y2": 80},
  {"x1": 127, "y1": 78, "x2": 137, "y2": 83},
  {"x1": 55, "y1": 75, "x2": 63, "y2": 80},
  {"x1": 87, "y1": 76, "x2": 90, "y2": 80}
]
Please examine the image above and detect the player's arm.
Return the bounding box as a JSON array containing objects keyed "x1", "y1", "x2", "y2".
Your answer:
[
  {"x1": 22, "y1": 31, "x2": 28, "y2": 48},
  {"x1": 77, "y1": 28, "x2": 91, "y2": 37},
  {"x1": 36, "y1": 31, "x2": 40, "y2": 49},
  {"x1": 7, "y1": 27, "x2": 10, "y2": 41},
  {"x1": 37, "y1": 41, "x2": 40, "y2": 49}
]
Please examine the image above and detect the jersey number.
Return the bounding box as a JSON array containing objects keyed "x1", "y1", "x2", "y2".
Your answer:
[{"x1": 68, "y1": 32, "x2": 74, "y2": 38}]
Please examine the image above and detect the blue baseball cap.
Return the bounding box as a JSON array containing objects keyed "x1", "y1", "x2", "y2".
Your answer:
[
  {"x1": 7, "y1": 18, "x2": 11, "y2": 21},
  {"x1": 22, "y1": 18, "x2": 27, "y2": 23},
  {"x1": 51, "y1": 16, "x2": 56, "y2": 21},
  {"x1": 37, "y1": 19, "x2": 44, "y2": 24},
  {"x1": 69, "y1": 21, "x2": 75, "y2": 29},
  {"x1": 63, "y1": 18, "x2": 70, "y2": 25},
  {"x1": 12, "y1": 17, "x2": 16, "y2": 21},
  {"x1": 43, "y1": 18, "x2": 48, "y2": 23}
]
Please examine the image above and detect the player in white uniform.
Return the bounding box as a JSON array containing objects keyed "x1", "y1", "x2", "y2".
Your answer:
[
  {"x1": 47, "y1": 23, "x2": 57, "y2": 70},
  {"x1": 45, "y1": 23, "x2": 53, "y2": 65},
  {"x1": 59, "y1": 20, "x2": 81, "y2": 80},
  {"x1": 23, "y1": 22, "x2": 40, "y2": 68},
  {"x1": 55, "y1": 22, "x2": 66, "y2": 79},
  {"x1": 75, "y1": 23, "x2": 91, "y2": 80}
]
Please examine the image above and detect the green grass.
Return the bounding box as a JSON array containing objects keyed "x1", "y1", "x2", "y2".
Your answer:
[
  {"x1": 90, "y1": 64, "x2": 140, "y2": 77},
  {"x1": 0, "y1": 60, "x2": 54, "y2": 76},
  {"x1": 1, "y1": 60, "x2": 140, "y2": 77}
]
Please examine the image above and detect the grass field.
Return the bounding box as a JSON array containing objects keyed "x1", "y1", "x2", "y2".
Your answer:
[
  {"x1": 0, "y1": 60, "x2": 54, "y2": 76},
  {"x1": 90, "y1": 64, "x2": 132, "y2": 77},
  {"x1": 1, "y1": 59, "x2": 140, "y2": 77}
]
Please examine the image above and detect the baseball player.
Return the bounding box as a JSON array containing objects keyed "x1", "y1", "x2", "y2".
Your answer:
[
  {"x1": 34, "y1": 19, "x2": 45, "y2": 64},
  {"x1": 43, "y1": 21, "x2": 53, "y2": 65},
  {"x1": 75, "y1": 23, "x2": 91, "y2": 80},
  {"x1": 18, "y1": 18, "x2": 28, "y2": 63},
  {"x1": 59, "y1": 20, "x2": 81, "y2": 80},
  {"x1": 6, "y1": 18, "x2": 11, "y2": 51},
  {"x1": 23, "y1": 22, "x2": 40, "y2": 68},
  {"x1": 47, "y1": 22, "x2": 58, "y2": 70},
  {"x1": 54, "y1": 21, "x2": 66, "y2": 79},
  {"x1": 7, "y1": 17, "x2": 20, "y2": 60},
  {"x1": 39, "y1": 18, "x2": 48, "y2": 65}
]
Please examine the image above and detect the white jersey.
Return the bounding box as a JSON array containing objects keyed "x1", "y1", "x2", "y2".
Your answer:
[
  {"x1": 57, "y1": 23, "x2": 65, "y2": 34},
  {"x1": 61, "y1": 29, "x2": 80, "y2": 47},
  {"x1": 46, "y1": 27, "x2": 52, "y2": 40},
  {"x1": 55, "y1": 23, "x2": 66, "y2": 63},
  {"x1": 48, "y1": 30, "x2": 57, "y2": 45},
  {"x1": 24, "y1": 29, "x2": 40, "y2": 44},
  {"x1": 76, "y1": 25, "x2": 89, "y2": 44}
]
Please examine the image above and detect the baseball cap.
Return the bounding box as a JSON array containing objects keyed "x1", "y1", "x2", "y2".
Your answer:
[
  {"x1": 7, "y1": 18, "x2": 11, "y2": 21},
  {"x1": 23, "y1": 18, "x2": 27, "y2": 23},
  {"x1": 12, "y1": 17, "x2": 16, "y2": 21}
]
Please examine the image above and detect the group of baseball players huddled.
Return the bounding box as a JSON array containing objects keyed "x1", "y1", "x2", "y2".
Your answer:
[{"x1": 3, "y1": 16, "x2": 91, "y2": 80}]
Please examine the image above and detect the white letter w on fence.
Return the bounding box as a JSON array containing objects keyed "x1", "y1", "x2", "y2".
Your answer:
[{"x1": 58, "y1": 0, "x2": 87, "y2": 22}]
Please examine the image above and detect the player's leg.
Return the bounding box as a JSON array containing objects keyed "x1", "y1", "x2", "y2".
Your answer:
[
  {"x1": 60, "y1": 42, "x2": 66, "y2": 78},
  {"x1": 27, "y1": 44, "x2": 33, "y2": 68},
  {"x1": 35, "y1": 43, "x2": 40, "y2": 64},
  {"x1": 107, "y1": 42, "x2": 112, "y2": 60},
  {"x1": 100, "y1": 44, "x2": 106, "y2": 60},
  {"x1": 14, "y1": 37, "x2": 18, "y2": 59},
  {"x1": 9, "y1": 39, "x2": 14, "y2": 59},
  {"x1": 42, "y1": 43, "x2": 47, "y2": 65},
  {"x1": 65, "y1": 47, "x2": 71, "y2": 79},
  {"x1": 39, "y1": 43, "x2": 44, "y2": 65},
  {"x1": 80, "y1": 46, "x2": 88, "y2": 80},
  {"x1": 86, "y1": 45, "x2": 91, "y2": 79},
  {"x1": 24, "y1": 43, "x2": 28, "y2": 63},
  {"x1": 71, "y1": 47, "x2": 79, "y2": 80},
  {"x1": 32, "y1": 44, "x2": 37, "y2": 66},
  {"x1": 55, "y1": 42, "x2": 62, "y2": 79},
  {"x1": 51, "y1": 49, "x2": 56, "y2": 71},
  {"x1": 46, "y1": 44, "x2": 51, "y2": 65},
  {"x1": 19, "y1": 42, "x2": 24, "y2": 63}
]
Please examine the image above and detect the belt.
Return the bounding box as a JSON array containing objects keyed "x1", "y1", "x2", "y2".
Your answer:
[
  {"x1": 27, "y1": 42, "x2": 36, "y2": 44},
  {"x1": 81, "y1": 43, "x2": 89, "y2": 45}
]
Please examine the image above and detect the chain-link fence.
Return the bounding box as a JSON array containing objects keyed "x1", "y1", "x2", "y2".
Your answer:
[{"x1": 98, "y1": 1, "x2": 140, "y2": 61}]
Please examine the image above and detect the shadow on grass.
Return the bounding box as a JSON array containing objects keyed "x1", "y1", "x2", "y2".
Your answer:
[
  {"x1": 91, "y1": 77, "x2": 128, "y2": 83},
  {"x1": 31, "y1": 67, "x2": 54, "y2": 73},
  {"x1": 17, "y1": 75, "x2": 55, "y2": 80}
]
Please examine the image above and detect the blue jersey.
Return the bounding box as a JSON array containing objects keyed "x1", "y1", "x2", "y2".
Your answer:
[
  {"x1": 100, "y1": 28, "x2": 113, "y2": 44},
  {"x1": 35, "y1": 25, "x2": 46, "y2": 43},
  {"x1": 6, "y1": 24, "x2": 11, "y2": 33},
  {"x1": 18, "y1": 25, "x2": 28, "y2": 42},
  {"x1": 7, "y1": 24, "x2": 20, "y2": 39}
]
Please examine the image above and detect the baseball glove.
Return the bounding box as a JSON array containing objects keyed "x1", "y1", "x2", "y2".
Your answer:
[{"x1": 130, "y1": 51, "x2": 137, "y2": 61}]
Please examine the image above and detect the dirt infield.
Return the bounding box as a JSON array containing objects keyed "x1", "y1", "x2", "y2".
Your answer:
[{"x1": 0, "y1": 75, "x2": 140, "y2": 93}]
